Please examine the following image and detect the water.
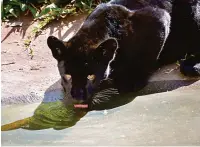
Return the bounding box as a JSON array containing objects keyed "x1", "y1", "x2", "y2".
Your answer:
[
  {"x1": 2, "y1": 88, "x2": 200, "y2": 145},
  {"x1": 2, "y1": 70, "x2": 200, "y2": 145}
]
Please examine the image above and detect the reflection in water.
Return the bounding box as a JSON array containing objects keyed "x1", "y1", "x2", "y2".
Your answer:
[
  {"x1": 1, "y1": 80, "x2": 88, "y2": 131},
  {"x1": 1, "y1": 79, "x2": 198, "y2": 131},
  {"x1": 2, "y1": 101, "x2": 87, "y2": 131}
]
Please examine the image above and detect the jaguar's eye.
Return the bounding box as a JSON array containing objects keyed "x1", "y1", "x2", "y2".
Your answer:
[
  {"x1": 64, "y1": 74, "x2": 72, "y2": 81},
  {"x1": 87, "y1": 74, "x2": 96, "y2": 81},
  {"x1": 85, "y1": 63, "x2": 88, "y2": 67}
]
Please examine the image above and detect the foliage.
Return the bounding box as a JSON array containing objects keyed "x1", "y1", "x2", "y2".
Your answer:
[
  {"x1": 2, "y1": 0, "x2": 109, "y2": 58},
  {"x1": 1, "y1": 0, "x2": 108, "y2": 21},
  {"x1": 2, "y1": 0, "x2": 109, "y2": 34},
  {"x1": 2, "y1": 0, "x2": 38, "y2": 20}
]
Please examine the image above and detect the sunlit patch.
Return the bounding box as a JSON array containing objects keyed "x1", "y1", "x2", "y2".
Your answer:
[
  {"x1": 64, "y1": 74, "x2": 72, "y2": 81},
  {"x1": 87, "y1": 74, "x2": 96, "y2": 81}
]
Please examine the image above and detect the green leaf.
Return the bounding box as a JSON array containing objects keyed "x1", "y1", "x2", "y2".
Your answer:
[
  {"x1": 20, "y1": 3, "x2": 27, "y2": 11},
  {"x1": 27, "y1": 5, "x2": 37, "y2": 17},
  {"x1": 6, "y1": 0, "x2": 21, "y2": 6},
  {"x1": 62, "y1": 8, "x2": 76, "y2": 14},
  {"x1": 81, "y1": 1, "x2": 87, "y2": 7},
  {"x1": 9, "y1": 8, "x2": 18, "y2": 18},
  {"x1": 4, "y1": 4, "x2": 12, "y2": 13},
  {"x1": 6, "y1": 14, "x2": 14, "y2": 18},
  {"x1": 46, "y1": 3, "x2": 57, "y2": 8},
  {"x1": 35, "y1": 7, "x2": 51, "y2": 18},
  {"x1": 1, "y1": 1, "x2": 5, "y2": 19}
]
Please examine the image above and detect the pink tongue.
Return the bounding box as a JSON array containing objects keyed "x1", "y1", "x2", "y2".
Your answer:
[{"x1": 74, "y1": 104, "x2": 88, "y2": 108}]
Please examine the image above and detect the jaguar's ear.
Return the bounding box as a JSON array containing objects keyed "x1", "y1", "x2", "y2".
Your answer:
[
  {"x1": 47, "y1": 36, "x2": 67, "y2": 61},
  {"x1": 95, "y1": 38, "x2": 118, "y2": 63}
]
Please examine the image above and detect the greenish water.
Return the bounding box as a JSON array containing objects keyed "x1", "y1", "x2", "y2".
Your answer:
[
  {"x1": 2, "y1": 79, "x2": 200, "y2": 145},
  {"x1": 1, "y1": 101, "x2": 87, "y2": 131},
  {"x1": 2, "y1": 89, "x2": 200, "y2": 146},
  {"x1": 2, "y1": 79, "x2": 198, "y2": 131}
]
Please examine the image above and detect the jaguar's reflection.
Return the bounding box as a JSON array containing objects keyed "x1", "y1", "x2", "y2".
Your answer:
[
  {"x1": 2, "y1": 101, "x2": 87, "y2": 131},
  {"x1": 1, "y1": 80, "x2": 88, "y2": 131}
]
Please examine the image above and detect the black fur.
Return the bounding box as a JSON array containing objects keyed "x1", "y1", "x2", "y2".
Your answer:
[{"x1": 47, "y1": 0, "x2": 200, "y2": 100}]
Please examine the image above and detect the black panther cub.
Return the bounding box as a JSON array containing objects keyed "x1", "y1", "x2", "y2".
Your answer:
[{"x1": 47, "y1": 0, "x2": 200, "y2": 101}]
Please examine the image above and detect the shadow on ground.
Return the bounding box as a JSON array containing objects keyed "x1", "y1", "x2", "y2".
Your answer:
[
  {"x1": 1, "y1": 16, "x2": 33, "y2": 43},
  {"x1": 48, "y1": 14, "x2": 86, "y2": 40},
  {"x1": 1, "y1": 13, "x2": 86, "y2": 43},
  {"x1": 1, "y1": 77, "x2": 198, "y2": 131}
]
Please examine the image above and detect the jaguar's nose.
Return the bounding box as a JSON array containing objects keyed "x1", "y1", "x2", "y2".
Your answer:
[{"x1": 71, "y1": 87, "x2": 86, "y2": 100}]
